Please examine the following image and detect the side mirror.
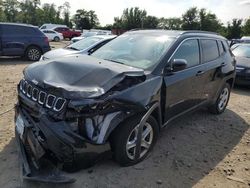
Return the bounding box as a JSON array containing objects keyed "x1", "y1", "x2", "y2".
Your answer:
[{"x1": 172, "y1": 59, "x2": 187, "y2": 72}]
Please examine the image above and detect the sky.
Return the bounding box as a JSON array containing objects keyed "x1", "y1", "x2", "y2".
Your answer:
[{"x1": 41, "y1": 0, "x2": 250, "y2": 26}]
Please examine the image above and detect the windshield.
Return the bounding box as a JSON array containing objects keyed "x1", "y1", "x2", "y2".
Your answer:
[
  {"x1": 66, "y1": 37, "x2": 102, "y2": 51},
  {"x1": 91, "y1": 33, "x2": 174, "y2": 70},
  {"x1": 232, "y1": 45, "x2": 250, "y2": 58}
]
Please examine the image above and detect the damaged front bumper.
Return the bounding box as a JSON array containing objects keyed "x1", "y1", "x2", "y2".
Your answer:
[{"x1": 14, "y1": 105, "x2": 109, "y2": 184}]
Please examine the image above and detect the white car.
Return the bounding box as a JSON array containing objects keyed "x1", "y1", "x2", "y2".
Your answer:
[{"x1": 41, "y1": 29, "x2": 63, "y2": 42}]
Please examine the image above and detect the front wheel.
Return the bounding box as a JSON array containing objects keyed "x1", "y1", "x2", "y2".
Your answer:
[
  {"x1": 25, "y1": 46, "x2": 42, "y2": 61},
  {"x1": 209, "y1": 83, "x2": 231, "y2": 114},
  {"x1": 110, "y1": 115, "x2": 159, "y2": 166}
]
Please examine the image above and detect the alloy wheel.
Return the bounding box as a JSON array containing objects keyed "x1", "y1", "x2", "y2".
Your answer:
[
  {"x1": 218, "y1": 87, "x2": 229, "y2": 111},
  {"x1": 126, "y1": 122, "x2": 154, "y2": 160},
  {"x1": 28, "y1": 48, "x2": 41, "y2": 61}
]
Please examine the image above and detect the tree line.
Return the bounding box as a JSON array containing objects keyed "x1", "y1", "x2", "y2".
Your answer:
[{"x1": 0, "y1": 0, "x2": 249, "y2": 39}]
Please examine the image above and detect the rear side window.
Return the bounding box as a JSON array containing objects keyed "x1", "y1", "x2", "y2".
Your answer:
[
  {"x1": 172, "y1": 39, "x2": 200, "y2": 68},
  {"x1": 2, "y1": 25, "x2": 38, "y2": 35},
  {"x1": 218, "y1": 41, "x2": 225, "y2": 55},
  {"x1": 201, "y1": 39, "x2": 219, "y2": 62}
]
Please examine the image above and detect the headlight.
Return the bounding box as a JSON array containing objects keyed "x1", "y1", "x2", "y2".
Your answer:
[{"x1": 40, "y1": 56, "x2": 49, "y2": 61}]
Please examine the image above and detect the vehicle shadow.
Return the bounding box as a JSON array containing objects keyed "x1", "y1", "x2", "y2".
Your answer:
[
  {"x1": 0, "y1": 109, "x2": 249, "y2": 188},
  {"x1": 233, "y1": 85, "x2": 250, "y2": 97},
  {"x1": 0, "y1": 57, "x2": 32, "y2": 65}
]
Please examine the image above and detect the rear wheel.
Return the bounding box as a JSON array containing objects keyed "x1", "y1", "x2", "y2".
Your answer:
[
  {"x1": 110, "y1": 115, "x2": 159, "y2": 166},
  {"x1": 25, "y1": 46, "x2": 42, "y2": 61},
  {"x1": 209, "y1": 83, "x2": 231, "y2": 114},
  {"x1": 54, "y1": 36, "x2": 60, "y2": 42}
]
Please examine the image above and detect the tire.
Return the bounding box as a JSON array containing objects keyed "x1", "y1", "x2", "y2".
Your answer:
[
  {"x1": 25, "y1": 46, "x2": 42, "y2": 61},
  {"x1": 209, "y1": 83, "x2": 231, "y2": 114},
  {"x1": 54, "y1": 36, "x2": 60, "y2": 42},
  {"x1": 110, "y1": 115, "x2": 159, "y2": 166}
]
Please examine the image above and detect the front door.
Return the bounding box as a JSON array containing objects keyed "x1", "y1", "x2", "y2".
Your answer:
[
  {"x1": 163, "y1": 38, "x2": 206, "y2": 122},
  {"x1": 0, "y1": 25, "x2": 2, "y2": 55}
]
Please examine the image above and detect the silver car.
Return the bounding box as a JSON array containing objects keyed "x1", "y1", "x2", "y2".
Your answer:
[{"x1": 40, "y1": 35, "x2": 116, "y2": 61}]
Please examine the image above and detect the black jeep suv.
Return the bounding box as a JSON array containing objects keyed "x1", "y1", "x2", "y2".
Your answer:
[{"x1": 15, "y1": 30, "x2": 235, "y2": 183}]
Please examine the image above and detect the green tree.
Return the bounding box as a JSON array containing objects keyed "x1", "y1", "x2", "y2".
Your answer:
[
  {"x1": 114, "y1": 7, "x2": 147, "y2": 30},
  {"x1": 72, "y1": 9, "x2": 99, "y2": 29},
  {"x1": 199, "y1": 8, "x2": 221, "y2": 32},
  {"x1": 0, "y1": 0, "x2": 6, "y2": 21},
  {"x1": 62, "y1": 1, "x2": 71, "y2": 27},
  {"x1": 243, "y1": 18, "x2": 250, "y2": 36},
  {"x1": 41, "y1": 3, "x2": 53, "y2": 23},
  {"x1": 18, "y1": 0, "x2": 41, "y2": 25},
  {"x1": 113, "y1": 16, "x2": 123, "y2": 29},
  {"x1": 182, "y1": 7, "x2": 199, "y2": 30},
  {"x1": 158, "y1": 17, "x2": 182, "y2": 30},
  {"x1": 88, "y1": 10, "x2": 99, "y2": 28},
  {"x1": 3, "y1": 0, "x2": 19, "y2": 22},
  {"x1": 143, "y1": 15, "x2": 158, "y2": 29},
  {"x1": 55, "y1": 5, "x2": 63, "y2": 24},
  {"x1": 226, "y1": 19, "x2": 242, "y2": 39}
]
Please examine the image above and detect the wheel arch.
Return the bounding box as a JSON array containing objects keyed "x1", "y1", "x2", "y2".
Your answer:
[
  {"x1": 226, "y1": 77, "x2": 234, "y2": 88},
  {"x1": 107, "y1": 102, "x2": 161, "y2": 143},
  {"x1": 25, "y1": 44, "x2": 43, "y2": 54}
]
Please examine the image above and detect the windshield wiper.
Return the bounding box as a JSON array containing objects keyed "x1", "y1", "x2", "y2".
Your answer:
[
  {"x1": 66, "y1": 46, "x2": 79, "y2": 51},
  {"x1": 104, "y1": 58, "x2": 124, "y2": 64}
]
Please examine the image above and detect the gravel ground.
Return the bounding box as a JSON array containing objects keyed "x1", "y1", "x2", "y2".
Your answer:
[{"x1": 0, "y1": 42, "x2": 249, "y2": 188}]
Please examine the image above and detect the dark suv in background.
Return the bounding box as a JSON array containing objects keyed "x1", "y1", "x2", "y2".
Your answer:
[
  {"x1": 15, "y1": 30, "x2": 235, "y2": 183},
  {"x1": 0, "y1": 23, "x2": 50, "y2": 61}
]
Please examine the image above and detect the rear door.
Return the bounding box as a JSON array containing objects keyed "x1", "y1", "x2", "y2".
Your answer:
[
  {"x1": 164, "y1": 38, "x2": 205, "y2": 122},
  {"x1": 199, "y1": 39, "x2": 222, "y2": 100},
  {"x1": 1, "y1": 25, "x2": 26, "y2": 56}
]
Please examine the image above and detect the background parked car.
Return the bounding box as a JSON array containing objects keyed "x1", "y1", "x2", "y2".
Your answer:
[
  {"x1": 71, "y1": 30, "x2": 112, "y2": 43},
  {"x1": 40, "y1": 23, "x2": 67, "y2": 30},
  {"x1": 0, "y1": 22, "x2": 50, "y2": 61},
  {"x1": 40, "y1": 35, "x2": 116, "y2": 60},
  {"x1": 52, "y1": 26, "x2": 81, "y2": 39},
  {"x1": 71, "y1": 31, "x2": 99, "y2": 43},
  {"x1": 231, "y1": 43, "x2": 250, "y2": 86},
  {"x1": 41, "y1": 29, "x2": 63, "y2": 42}
]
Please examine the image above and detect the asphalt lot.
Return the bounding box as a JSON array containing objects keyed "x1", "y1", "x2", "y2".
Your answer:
[{"x1": 0, "y1": 42, "x2": 249, "y2": 188}]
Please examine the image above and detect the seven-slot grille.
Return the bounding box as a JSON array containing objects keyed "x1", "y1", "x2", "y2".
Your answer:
[{"x1": 19, "y1": 79, "x2": 66, "y2": 112}]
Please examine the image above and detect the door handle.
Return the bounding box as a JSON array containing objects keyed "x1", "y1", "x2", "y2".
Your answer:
[{"x1": 196, "y1": 70, "x2": 205, "y2": 76}]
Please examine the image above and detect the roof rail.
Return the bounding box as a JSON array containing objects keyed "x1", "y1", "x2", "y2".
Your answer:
[{"x1": 182, "y1": 30, "x2": 220, "y2": 35}]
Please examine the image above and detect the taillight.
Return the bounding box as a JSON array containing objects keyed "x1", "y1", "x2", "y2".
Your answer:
[{"x1": 45, "y1": 37, "x2": 49, "y2": 44}]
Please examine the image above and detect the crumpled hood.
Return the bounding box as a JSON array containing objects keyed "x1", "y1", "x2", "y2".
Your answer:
[
  {"x1": 24, "y1": 55, "x2": 144, "y2": 99},
  {"x1": 236, "y1": 56, "x2": 250, "y2": 68},
  {"x1": 43, "y1": 48, "x2": 80, "y2": 60}
]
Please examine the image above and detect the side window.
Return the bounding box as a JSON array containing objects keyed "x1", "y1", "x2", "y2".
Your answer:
[
  {"x1": 201, "y1": 39, "x2": 219, "y2": 62},
  {"x1": 217, "y1": 41, "x2": 225, "y2": 55},
  {"x1": 172, "y1": 39, "x2": 200, "y2": 68},
  {"x1": 2, "y1": 25, "x2": 16, "y2": 35}
]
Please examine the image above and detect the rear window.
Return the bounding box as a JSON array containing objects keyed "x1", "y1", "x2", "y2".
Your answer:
[
  {"x1": 201, "y1": 39, "x2": 219, "y2": 62},
  {"x1": 2, "y1": 25, "x2": 38, "y2": 35}
]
